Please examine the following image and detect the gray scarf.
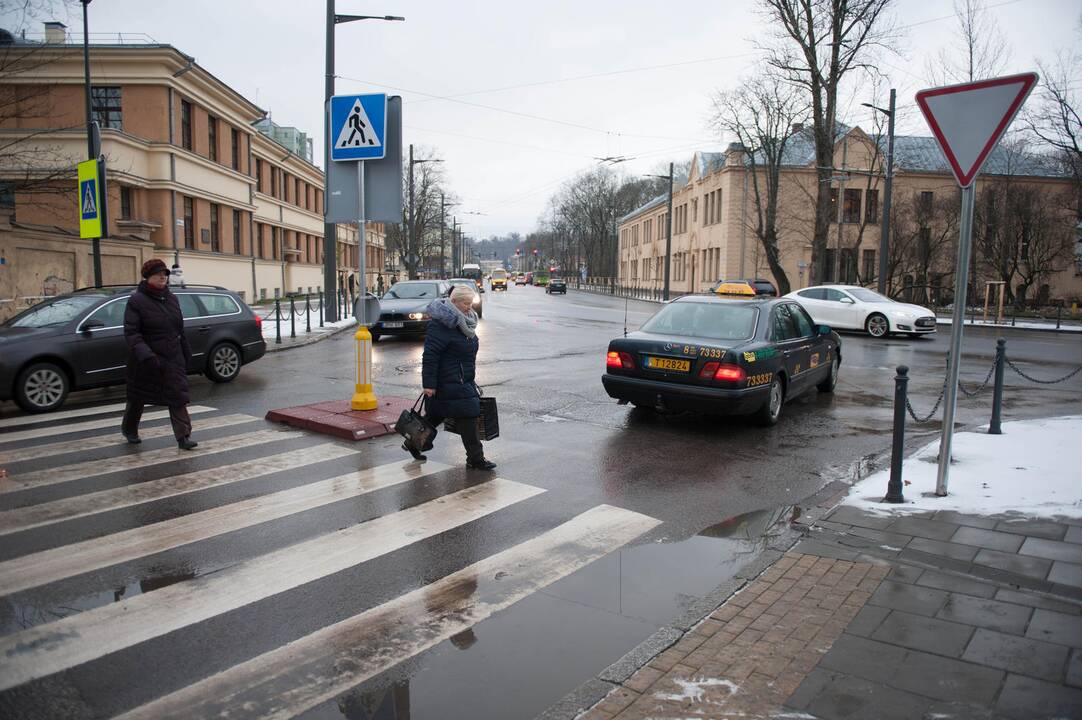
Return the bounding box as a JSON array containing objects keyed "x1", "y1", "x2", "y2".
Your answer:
[{"x1": 433, "y1": 297, "x2": 479, "y2": 338}]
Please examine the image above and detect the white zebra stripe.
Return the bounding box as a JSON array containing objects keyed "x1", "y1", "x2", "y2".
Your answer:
[
  {"x1": 0, "y1": 402, "x2": 130, "y2": 429},
  {"x1": 0, "y1": 406, "x2": 216, "y2": 444},
  {"x1": 0, "y1": 459, "x2": 452, "y2": 596},
  {"x1": 0, "y1": 413, "x2": 257, "y2": 464},
  {"x1": 0, "y1": 478, "x2": 545, "y2": 692},
  {"x1": 0, "y1": 428, "x2": 302, "y2": 494},
  {"x1": 114, "y1": 505, "x2": 661, "y2": 720},
  {"x1": 0, "y1": 443, "x2": 359, "y2": 536}
]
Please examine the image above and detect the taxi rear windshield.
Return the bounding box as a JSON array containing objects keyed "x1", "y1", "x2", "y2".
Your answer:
[{"x1": 641, "y1": 302, "x2": 758, "y2": 341}]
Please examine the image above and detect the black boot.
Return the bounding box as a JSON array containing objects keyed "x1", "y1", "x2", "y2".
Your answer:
[
  {"x1": 466, "y1": 457, "x2": 496, "y2": 470},
  {"x1": 402, "y1": 442, "x2": 426, "y2": 461},
  {"x1": 122, "y1": 432, "x2": 142, "y2": 444},
  {"x1": 178, "y1": 436, "x2": 198, "y2": 451}
]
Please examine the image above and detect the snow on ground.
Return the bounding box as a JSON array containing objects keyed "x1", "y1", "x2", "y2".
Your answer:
[
  {"x1": 843, "y1": 415, "x2": 1082, "y2": 519},
  {"x1": 258, "y1": 308, "x2": 355, "y2": 341},
  {"x1": 937, "y1": 317, "x2": 1082, "y2": 333}
]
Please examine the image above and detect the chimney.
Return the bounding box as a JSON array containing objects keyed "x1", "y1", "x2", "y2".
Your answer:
[
  {"x1": 791, "y1": 123, "x2": 804, "y2": 134},
  {"x1": 725, "y1": 142, "x2": 746, "y2": 167},
  {"x1": 43, "y1": 21, "x2": 67, "y2": 44}
]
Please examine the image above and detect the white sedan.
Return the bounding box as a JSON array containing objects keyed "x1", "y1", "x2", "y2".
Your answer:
[{"x1": 785, "y1": 285, "x2": 937, "y2": 338}]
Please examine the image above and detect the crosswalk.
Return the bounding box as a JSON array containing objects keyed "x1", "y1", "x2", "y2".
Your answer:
[{"x1": 0, "y1": 402, "x2": 660, "y2": 717}]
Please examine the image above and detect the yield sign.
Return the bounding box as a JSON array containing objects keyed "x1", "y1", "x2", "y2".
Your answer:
[{"x1": 916, "y1": 72, "x2": 1038, "y2": 187}]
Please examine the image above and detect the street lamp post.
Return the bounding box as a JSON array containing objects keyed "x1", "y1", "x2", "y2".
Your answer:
[
  {"x1": 645, "y1": 164, "x2": 675, "y2": 301},
  {"x1": 80, "y1": 1, "x2": 103, "y2": 287},
  {"x1": 322, "y1": 4, "x2": 403, "y2": 320},
  {"x1": 407, "y1": 144, "x2": 442, "y2": 279},
  {"x1": 863, "y1": 89, "x2": 896, "y2": 295}
]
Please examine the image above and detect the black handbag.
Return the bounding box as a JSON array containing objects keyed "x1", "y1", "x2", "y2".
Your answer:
[
  {"x1": 394, "y1": 394, "x2": 435, "y2": 450},
  {"x1": 444, "y1": 386, "x2": 500, "y2": 441}
]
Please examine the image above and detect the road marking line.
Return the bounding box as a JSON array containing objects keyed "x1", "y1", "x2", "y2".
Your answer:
[
  {"x1": 0, "y1": 402, "x2": 132, "y2": 430},
  {"x1": 114, "y1": 505, "x2": 661, "y2": 720},
  {"x1": 0, "y1": 444, "x2": 359, "y2": 536},
  {"x1": 0, "y1": 406, "x2": 216, "y2": 444},
  {"x1": 0, "y1": 478, "x2": 544, "y2": 692},
  {"x1": 0, "y1": 429, "x2": 301, "y2": 494},
  {"x1": 0, "y1": 459, "x2": 452, "y2": 596},
  {"x1": 0, "y1": 413, "x2": 256, "y2": 464}
]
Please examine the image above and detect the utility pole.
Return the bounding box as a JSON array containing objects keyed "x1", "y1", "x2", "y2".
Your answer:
[
  {"x1": 81, "y1": 1, "x2": 103, "y2": 287},
  {"x1": 439, "y1": 193, "x2": 445, "y2": 278},
  {"x1": 408, "y1": 143, "x2": 414, "y2": 279},
  {"x1": 865, "y1": 89, "x2": 896, "y2": 294},
  {"x1": 835, "y1": 138, "x2": 849, "y2": 283}
]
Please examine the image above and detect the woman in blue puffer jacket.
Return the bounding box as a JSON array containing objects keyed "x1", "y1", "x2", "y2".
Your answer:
[{"x1": 405, "y1": 283, "x2": 495, "y2": 470}]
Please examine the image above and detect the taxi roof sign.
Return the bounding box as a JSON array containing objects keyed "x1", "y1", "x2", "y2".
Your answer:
[{"x1": 714, "y1": 282, "x2": 756, "y2": 297}]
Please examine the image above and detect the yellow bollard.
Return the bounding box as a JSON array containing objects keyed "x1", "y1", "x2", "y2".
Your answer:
[
  {"x1": 351, "y1": 324, "x2": 378, "y2": 410},
  {"x1": 1072, "y1": 302, "x2": 1078, "y2": 319}
]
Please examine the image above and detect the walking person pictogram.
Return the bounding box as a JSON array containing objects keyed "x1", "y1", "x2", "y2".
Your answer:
[{"x1": 345, "y1": 107, "x2": 374, "y2": 146}]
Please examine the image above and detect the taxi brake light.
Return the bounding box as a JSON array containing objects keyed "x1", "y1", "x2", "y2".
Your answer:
[
  {"x1": 698, "y1": 361, "x2": 719, "y2": 379},
  {"x1": 254, "y1": 312, "x2": 262, "y2": 330},
  {"x1": 714, "y1": 364, "x2": 746, "y2": 382},
  {"x1": 606, "y1": 351, "x2": 634, "y2": 369}
]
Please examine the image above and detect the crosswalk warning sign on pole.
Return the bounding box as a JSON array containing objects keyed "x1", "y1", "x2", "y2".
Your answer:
[
  {"x1": 77, "y1": 158, "x2": 102, "y2": 239},
  {"x1": 330, "y1": 94, "x2": 387, "y2": 162}
]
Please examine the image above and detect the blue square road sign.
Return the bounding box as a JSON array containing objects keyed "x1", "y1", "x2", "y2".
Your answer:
[{"x1": 330, "y1": 94, "x2": 387, "y2": 162}]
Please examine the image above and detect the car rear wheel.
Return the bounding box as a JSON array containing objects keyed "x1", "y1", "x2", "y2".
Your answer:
[
  {"x1": 15, "y1": 362, "x2": 69, "y2": 413},
  {"x1": 817, "y1": 356, "x2": 839, "y2": 393},
  {"x1": 206, "y1": 342, "x2": 242, "y2": 383},
  {"x1": 754, "y1": 376, "x2": 784, "y2": 426},
  {"x1": 865, "y1": 313, "x2": 889, "y2": 338}
]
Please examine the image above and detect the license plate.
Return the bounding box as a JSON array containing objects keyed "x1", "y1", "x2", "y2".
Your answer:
[
  {"x1": 647, "y1": 357, "x2": 690, "y2": 372},
  {"x1": 383, "y1": 321, "x2": 404, "y2": 328}
]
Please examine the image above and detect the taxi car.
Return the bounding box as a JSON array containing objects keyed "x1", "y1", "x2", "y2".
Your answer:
[
  {"x1": 601, "y1": 294, "x2": 841, "y2": 425},
  {"x1": 490, "y1": 268, "x2": 509, "y2": 291},
  {"x1": 709, "y1": 278, "x2": 778, "y2": 296}
]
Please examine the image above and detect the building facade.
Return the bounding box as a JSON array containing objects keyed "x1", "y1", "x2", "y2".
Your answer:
[
  {"x1": 618, "y1": 126, "x2": 1082, "y2": 305},
  {"x1": 0, "y1": 30, "x2": 383, "y2": 321}
]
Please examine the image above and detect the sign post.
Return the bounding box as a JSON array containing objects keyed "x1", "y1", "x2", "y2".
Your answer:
[
  {"x1": 915, "y1": 72, "x2": 1038, "y2": 496},
  {"x1": 78, "y1": 156, "x2": 108, "y2": 287}
]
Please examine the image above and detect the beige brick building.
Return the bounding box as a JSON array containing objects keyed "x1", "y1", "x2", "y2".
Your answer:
[
  {"x1": 619, "y1": 125, "x2": 1082, "y2": 304},
  {"x1": 0, "y1": 30, "x2": 384, "y2": 321}
]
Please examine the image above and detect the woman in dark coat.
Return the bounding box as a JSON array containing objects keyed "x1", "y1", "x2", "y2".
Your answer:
[
  {"x1": 121, "y1": 258, "x2": 198, "y2": 450},
  {"x1": 406, "y1": 284, "x2": 495, "y2": 469}
]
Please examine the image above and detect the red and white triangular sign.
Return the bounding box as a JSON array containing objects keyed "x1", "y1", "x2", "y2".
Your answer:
[{"x1": 916, "y1": 72, "x2": 1039, "y2": 188}]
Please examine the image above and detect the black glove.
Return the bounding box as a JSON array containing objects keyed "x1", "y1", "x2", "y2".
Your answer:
[{"x1": 143, "y1": 354, "x2": 161, "y2": 370}]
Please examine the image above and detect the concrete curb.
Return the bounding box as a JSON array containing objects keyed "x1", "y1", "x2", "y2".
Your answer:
[{"x1": 264, "y1": 319, "x2": 357, "y2": 353}]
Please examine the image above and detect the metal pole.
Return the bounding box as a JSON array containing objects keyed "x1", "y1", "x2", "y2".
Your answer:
[
  {"x1": 877, "y1": 89, "x2": 896, "y2": 295},
  {"x1": 936, "y1": 184, "x2": 977, "y2": 496},
  {"x1": 274, "y1": 299, "x2": 281, "y2": 344},
  {"x1": 319, "y1": 290, "x2": 324, "y2": 327},
  {"x1": 439, "y1": 193, "x2": 445, "y2": 278},
  {"x1": 663, "y1": 162, "x2": 674, "y2": 301},
  {"x1": 408, "y1": 144, "x2": 414, "y2": 279},
  {"x1": 290, "y1": 296, "x2": 296, "y2": 338},
  {"x1": 82, "y1": 1, "x2": 103, "y2": 288},
  {"x1": 885, "y1": 365, "x2": 908, "y2": 502},
  {"x1": 357, "y1": 161, "x2": 366, "y2": 326},
  {"x1": 835, "y1": 138, "x2": 848, "y2": 283},
  {"x1": 322, "y1": 0, "x2": 338, "y2": 321},
  {"x1": 989, "y1": 338, "x2": 1006, "y2": 434},
  {"x1": 305, "y1": 293, "x2": 311, "y2": 333}
]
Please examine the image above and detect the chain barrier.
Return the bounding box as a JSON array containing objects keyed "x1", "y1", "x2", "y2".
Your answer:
[
  {"x1": 957, "y1": 357, "x2": 997, "y2": 397},
  {"x1": 905, "y1": 378, "x2": 947, "y2": 423},
  {"x1": 1005, "y1": 357, "x2": 1082, "y2": 385}
]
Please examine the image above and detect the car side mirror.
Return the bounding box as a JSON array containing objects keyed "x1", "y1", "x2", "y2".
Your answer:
[
  {"x1": 839, "y1": 297, "x2": 855, "y2": 304},
  {"x1": 81, "y1": 319, "x2": 105, "y2": 333},
  {"x1": 818, "y1": 324, "x2": 832, "y2": 336}
]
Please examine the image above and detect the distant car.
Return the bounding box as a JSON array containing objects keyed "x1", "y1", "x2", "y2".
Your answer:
[
  {"x1": 373, "y1": 280, "x2": 450, "y2": 342},
  {"x1": 601, "y1": 294, "x2": 841, "y2": 426},
  {"x1": 709, "y1": 278, "x2": 778, "y2": 297},
  {"x1": 546, "y1": 278, "x2": 567, "y2": 294},
  {"x1": 447, "y1": 278, "x2": 483, "y2": 318},
  {"x1": 785, "y1": 285, "x2": 936, "y2": 338},
  {"x1": 490, "y1": 269, "x2": 509, "y2": 292},
  {"x1": 524, "y1": 272, "x2": 534, "y2": 284},
  {"x1": 533, "y1": 272, "x2": 550, "y2": 286},
  {"x1": 0, "y1": 285, "x2": 265, "y2": 413},
  {"x1": 514, "y1": 273, "x2": 527, "y2": 286}
]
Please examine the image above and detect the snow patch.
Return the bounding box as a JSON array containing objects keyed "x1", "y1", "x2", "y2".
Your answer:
[{"x1": 653, "y1": 677, "x2": 740, "y2": 703}]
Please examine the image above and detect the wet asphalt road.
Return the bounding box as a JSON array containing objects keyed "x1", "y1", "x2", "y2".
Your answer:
[{"x1": 0, "y1": 285, "x2": 1080, "y2": 719}]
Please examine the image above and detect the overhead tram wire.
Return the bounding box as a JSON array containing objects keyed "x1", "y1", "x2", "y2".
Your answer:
[{"x1": 403, "y1": 124, "x2": 599, "y2": 160}]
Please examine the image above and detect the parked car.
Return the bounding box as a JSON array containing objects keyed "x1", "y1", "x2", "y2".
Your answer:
[
  {"x1": 372, "y1": 280, "x2": 450, "y2": 342},
  {"x1": 546, "y1": 278, "x2": 567, "y2": 294},
  {"x1": 709, "y1": 278, "x2": 778, "y2": 296},
  {"x1": 785, "y1": 285, "x2": 936, "y2": 338},
  {"x1": 601, "y1": 294, "x2": 841, "y2": 425},
  {"x1": 447, "y1": 278, "x2": 483, "y2": 318},
  {"x1": 0, "y1": 285, "x2": 266, "y2": 413}
]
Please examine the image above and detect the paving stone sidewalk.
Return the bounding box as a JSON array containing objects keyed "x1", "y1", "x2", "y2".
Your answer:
[{"x1": 572, "y1": 505, "x2": 1082, "y2": 720}]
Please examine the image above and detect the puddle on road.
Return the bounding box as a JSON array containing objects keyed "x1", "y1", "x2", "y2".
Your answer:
[{"x1": 302, "y1": 505, "x2": 797, "y2": 720}]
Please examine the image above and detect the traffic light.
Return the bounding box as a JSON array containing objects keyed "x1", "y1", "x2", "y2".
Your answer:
[{"x1": 532, "y1": 248, "x2": 538, "y2": 256}]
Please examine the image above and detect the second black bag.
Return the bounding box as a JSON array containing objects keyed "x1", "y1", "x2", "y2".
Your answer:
[{"x1": 394, "y1": 394, "x2": 435, "y2": 451}]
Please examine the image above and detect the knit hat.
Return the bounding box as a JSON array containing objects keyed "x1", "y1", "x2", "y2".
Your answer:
[
  {"x1": 450, "y1": 284, "x2": 475, "y2": 303},
  {"x1": 141, "y1": 258, "x2": 170, "y2": 278}
]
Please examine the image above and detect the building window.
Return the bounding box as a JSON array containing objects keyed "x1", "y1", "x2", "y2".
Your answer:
[
  {"x1": 919, "y1": 191, "x2": 934, "y2": 214},
  {"x1": 119, "y1": 186, "x2": 131, "y2": 220},
  {"x1": 257, "y1": 223, "x2": 264, "y2": 259},
  {"x1": 209, "y1": 203, "x2": 220, "y2": 252},
  {"x1": 866, "y1": 189, "x2": 879, "y2": 224},
  {"x1": 271, "y1": 167, "x2": 279, "y2": 199},
  {"x1": 231, "y1": 128, "x2": 240, "y2": 171},
  {"x1": 842, "y1": 189, "x2": 862, "y2": 224},
  {"x1": 91, "y1": 86, "x2": 122, "y2": 130},
  {"x1": 183, "y1": 196, "x2": 194, "y2": 249},
  {"x1": 231, "y1": 209, "x2": 240, "y2": 254},
  {"x1": 296, "y1": 179, "x2": 302, "y2": 207},
  {"x1": 208, "y1": 116, "x2": 219, "y2": 162},
  {"x1": 181, "y1": 100, "x2": 192, "y2": 150},
  {"x1": 823, "y1": 249, "x2": 836, "y2": 283},
  {"x1": 862, "y1": 248, "x2": 876, "y2": 281},
  {"x1": 255, "y1": 158, "x2": 263, "y2": 192},
  {"x1": 272, "y1": 226, "x2": 279, "y2": 259}
]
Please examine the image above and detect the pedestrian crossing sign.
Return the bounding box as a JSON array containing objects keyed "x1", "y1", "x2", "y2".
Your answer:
[
  {"x1": 77, "y1": 158, "x2": 102, "y2": 238},
  {"x1": 330, "y1": 93, "x2": 387, "y2": 162}
]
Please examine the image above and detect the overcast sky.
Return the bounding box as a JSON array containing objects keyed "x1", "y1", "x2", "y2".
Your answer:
[{"x1": 3, "y1": 0, "x2": 1078, "y2": 237}]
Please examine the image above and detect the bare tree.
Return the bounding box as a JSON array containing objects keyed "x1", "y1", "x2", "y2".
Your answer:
[
  {"x1": 926, "y1": 0, "x2": 1011, "y2": 86},
  {"x1": 711, "y1": 72, "x2": 810, "y2": 295},
  {"x1": 757, "y1": 0, "x2": 898, "y2": 286},
  {"x1": 889, "y1": 191, "x2": 961, "y2": 303}
]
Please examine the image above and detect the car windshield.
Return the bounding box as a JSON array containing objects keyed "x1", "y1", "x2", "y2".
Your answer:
[
  {"x1": 847, "y1": 288, "x2": 891, "y2": 303},
  {"x1": 4, "y1": 295, "x2": 102, "y2": 328},
  {"x1": 640, "y1": 302, "x2": 758, "y2": 341},
  {"x1": 385, "y1": 283, "x2": 439, "y2": 299}
]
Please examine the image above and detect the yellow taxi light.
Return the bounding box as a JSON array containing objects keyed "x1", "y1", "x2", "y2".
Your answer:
[{"x1": 714, "y1": 282, "x2": 756, "y2": 296}]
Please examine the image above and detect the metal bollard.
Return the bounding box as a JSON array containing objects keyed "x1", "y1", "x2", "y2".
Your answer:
[
  {"x1": 884, "y1": 365, "x2": 909, "y2": 503},
  {"x1": 1057, "y1": 303, "x2": 1063, "y2": 330},
  {"x1": 289, "y1": 297, "x2": 296, "y2": 339},
  {"x1": 989, "y1": 338, "x2": 1006, "y2": 434},
  {"x1": 305, "y1": 294, "x2": 311, "y2": 333},
  {"x1": 274, "y1": 299, "x2": 281, "y2": 345},
  {"x1": 319, "y1": 291, "x2": 324, "y2": 328}
]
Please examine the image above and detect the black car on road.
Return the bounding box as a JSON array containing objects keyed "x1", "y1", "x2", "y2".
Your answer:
[
  {"x1": 546, "y1": 278, "x2": 567, "y2": 294},
  {"x1": 372, "y1": 280, "x2": 450, "y2": 342},
  {"x1": 1, "y1": 285, "x2": 266, "y2": 413},
  {"x1": 602, "y1": 294, "x2": 841, "y2": 425}
]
